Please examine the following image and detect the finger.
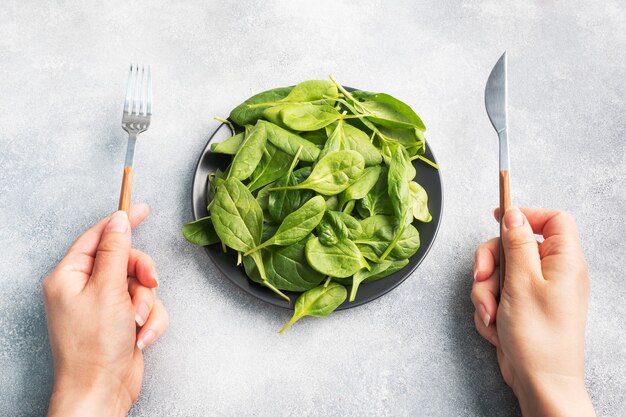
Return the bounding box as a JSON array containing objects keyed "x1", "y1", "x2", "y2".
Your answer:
[
  {"x1": 500, "y1": 207, "x2": 543, "y2": 284},
  {"x1": 471, "y1": 269, "x2": 499, "y2": 328},
  {"x1": 494, "y1": 207, "x2": 580, "y2": 241},
  {"x1": 129, "y1": 278, "x2": 156, "y2": 327},
  {"x1": 136, "y1": 299, "x2": 169, "y2": 350},
  {"x1": 473, "y1": 310, "x2": 500, "y2": 347},
  {"x1": 474, "y1": 237, "x2": 500, "y2": 281},
  {"x1": 58, "y1": 203, "x2": 150, "y2": 276},
  {"x1": 128, "y1": 249, "x2": 159, "y2": 288},
  {"x1": 89, "y1": 211, "x2": 131, "y2": 291},
  {"x1": 519, "y1": 208, "x2": 583, "y2": 260}
]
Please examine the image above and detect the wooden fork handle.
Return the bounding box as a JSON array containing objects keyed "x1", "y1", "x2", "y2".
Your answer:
[
  {"x1": 119, "y1": 166, "x2": 133, "y2": 214},
  {"x1": 499, "y1": 170, "x2": 511, "y2": 291}
]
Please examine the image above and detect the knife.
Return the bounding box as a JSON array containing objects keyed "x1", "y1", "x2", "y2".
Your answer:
[{"x1": 485, "y1": 51, "x2": 511, "y2": 293}]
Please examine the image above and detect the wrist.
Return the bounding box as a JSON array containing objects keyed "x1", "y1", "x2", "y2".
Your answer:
[
  {"x1": 47, "y1": 371, "x2": 132, "y2": 417},
  {"x1": 517, "y1": 373, "x2": 595, "y2": 417}
]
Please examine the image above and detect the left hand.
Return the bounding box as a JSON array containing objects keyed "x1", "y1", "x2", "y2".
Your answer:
[{"x1": 44, "y1": 204, "x2": 169, "y2": 417}]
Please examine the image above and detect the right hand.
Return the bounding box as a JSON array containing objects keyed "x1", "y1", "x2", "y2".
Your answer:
[{"x1": 471, "y1": 207, "x2": 596, "y2": 416}]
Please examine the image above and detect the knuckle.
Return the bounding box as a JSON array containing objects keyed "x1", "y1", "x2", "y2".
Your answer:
[
  {"x1": 96, "y1": 236, "x2": 127, "y2": 256},
  {"x1": 470, "y1": 285, "x2": 482, "y2": 306},
  {"x1": 505, "y1": 232, "x2": 536, "y2": 252},
  {"x1": 555, "y1": 209, "x2": 575, "y2": 224},
  {"x1": 555, "y1": 210, "x2": 580, "y2": 234}
]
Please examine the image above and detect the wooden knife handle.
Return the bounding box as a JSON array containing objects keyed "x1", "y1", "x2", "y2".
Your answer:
[
  {"x1": 119, "y1": 166, "x2": 133, "y2": 215},
  {"x1": 499, "y1": 170, "x2": 511, "y2": 291}
]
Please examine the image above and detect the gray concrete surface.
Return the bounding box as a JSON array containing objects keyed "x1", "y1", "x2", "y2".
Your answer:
[{"x1": 1, "y1": 1, "x2": 624, "y2": 416}]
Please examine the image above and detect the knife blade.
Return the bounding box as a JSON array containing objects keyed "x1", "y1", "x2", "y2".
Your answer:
[{"x1": 485, "y1": 51, "x2": 511, "y2": 293}]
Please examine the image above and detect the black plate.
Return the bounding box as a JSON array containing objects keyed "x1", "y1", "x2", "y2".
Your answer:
[{"x1": 191, "y1": 101, "x2": 443, "y2": 310}]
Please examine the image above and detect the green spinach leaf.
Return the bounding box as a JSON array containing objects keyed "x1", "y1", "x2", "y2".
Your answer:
[
  {"x1": 279, "y1": 79, "x2": 338, "y2": 103},
  {"x1": 351, "y1": 90, "x2": 426, "y2": 131},
  {"x1": 354, "y1": 215, "x2": 420, "y2": 261},
  {"x1": 261, "y1": 120, "x2": 320, "y2": 162},
  {"x1": 279, "y1": 282, "x2": 347, "y2": 333},
  {"x1": 378, "y1": 126, "x2": 425, "y2": 155},
  {"x1": 230, "y1": 86, "x2": 293, "y2": 126},
  {"x1": 243, "y1": 236, "x2": 325, "y2": 292},
  {"x1": 246, "y1": 195, "x2": 326, "y2": 254},
  {"x1": 305, "y1": 237, "x2": 369, "y2": 278},
  {"x1": 349, "y1": 259, "x2": 409, "y2": 301},
  {"x1": 300, "y1": 129, "x2": 328, "y2": 146},
  {"x1": 182, "y1": 216, "x2": 220, "y2": 246},
  {"x1": 247, "y1": 143, "x2": 292, "y2": 192},
  {"x1": 210, "y1": 132, "x2": 244, "y2": 155},
  {"x1": 270, "y1": 150, "x2": 364, "y2": 195},
  {"x1": 211, "y1": 177, "x2": 263, "y2": 252},
  {"x1": 356, "y1": 166, "x2": 392, "y2": 218},
  {"x1": 320, "y1": 121, "x2": 382, "y2": 166},
  {"x1": 269, "y1": 166, "x2": 314, "y2": 223},
  {"x1": 227, "y1": 122, "x2": 267, "y2": 181},
  {"x1": 409, "y1": 181, "x2": 432, "y2": 222},
  {"x1": 211, "y1": 177, "x2": 289, "y2": 302},
  {"x1": 379, "y1": 146, "x2": 413, "y2": 260},
  {"x1": 316, "y1": 211, "x2": 362, "y2": 246},
  {"x1": 264, "y1": 103, "x2": 342, "y2": 131},
  {"x1": 339, "y1": 165, "x2": 381, "y2": 210}
]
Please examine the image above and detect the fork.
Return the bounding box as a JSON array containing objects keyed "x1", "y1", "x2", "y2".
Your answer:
[{"x1": 119, "y1": 64, "x2": 152, "y2": 214}]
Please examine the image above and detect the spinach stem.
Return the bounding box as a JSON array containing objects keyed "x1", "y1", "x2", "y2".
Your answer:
[
  {"x1": 214, "y1": 117, "x2": 235, "y2": 136},
  {"x1": 330, "y1": 75, "x2": 356, "y2": 104},
  {"x1": 252, "y1": 251, "x2": 290, "y2": 302},
  {"x1": 380, "y1": 223, "x2": 405, "y2": 261},
  {"x1": 323, "y1": 276, "x2": 332, "y2": 287},
  {"x1": 267, "y1": 184, "x2": 303, "y2": 192},
  {"x1": 243, "y1": 239, "x2": 273, "y2": 257},
  {"x1": 410, "y1": 154, "x2": 439, "y2": 169},
  {"x1": 247, "y1": 98, "x2": 336, "y2": 109},
  {"x1": 288, "y1": 146, "x2": 304, "y2": 174},
  {"x1": 278, "y1": 314, "x2": 302, "y2": 334},
  {"x1": 349, "y1": 277, "x2": 361, "y2": 302}
]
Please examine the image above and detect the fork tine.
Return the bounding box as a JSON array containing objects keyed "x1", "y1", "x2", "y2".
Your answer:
[
  {"x1": 139, "y1": 65, "x2": 145, "y2": 116},
  {"x1": 146, "y1": 65, "x2": 152, "y2": 116},
  {"x1": 124, "y1": 64, "x2": 134, "y2": 115},
  {"x1": 132, "y1": 64, "x2": 142, "y2": 115}
]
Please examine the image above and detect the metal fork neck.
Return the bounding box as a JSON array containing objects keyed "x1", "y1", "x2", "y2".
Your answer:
[{"x1": 124, "y1": 134, "x2": 137, "y2": 167}]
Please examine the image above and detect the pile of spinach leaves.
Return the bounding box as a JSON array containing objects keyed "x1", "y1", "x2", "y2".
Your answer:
[{"x1": 183, "y1": 76, "x2": 436, "y2": 332}]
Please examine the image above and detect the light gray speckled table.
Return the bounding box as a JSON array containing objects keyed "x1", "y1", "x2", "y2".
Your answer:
[{"x1": 1, "y1": 1, "x2": 625, "y2": 416}]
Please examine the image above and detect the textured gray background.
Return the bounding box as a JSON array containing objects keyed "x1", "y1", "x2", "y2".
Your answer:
[{"x1": 0, "y1": 1, "x2": 624, "y2": 416}]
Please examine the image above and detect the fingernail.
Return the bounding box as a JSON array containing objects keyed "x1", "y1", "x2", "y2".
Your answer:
[
  {"x1": 105, "y1": 211, "x2": 129, "y2": 233},
  {"x1": 490, "y1": 335, "x2": 500, "y2": 347},
  {"x1": 503, "y1": 207, "x2": 524, "y2": 229},
  {"x1": 473, "y1": 265, "x2": 478, "y2": 281},
  {"x1": 137, "y1": 329, "x2": 156, "y2": 350},
  {"x1": 480, "y1": 304, "x2": 490, "y2": 327},
  {"x1": 151, "y1": 265, "x2": 160, "y2": 287},
  {"x1": 135, "y1": 303, "x2": 149, "y2": 327}
]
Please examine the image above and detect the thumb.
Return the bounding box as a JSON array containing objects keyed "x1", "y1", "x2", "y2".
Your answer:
[
  {"x1": 501, "y1": 207, "x2": 542, "y2": 284},
  {"x1": 90, "y1": 210, "x2": 131, "y2": 290}
]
